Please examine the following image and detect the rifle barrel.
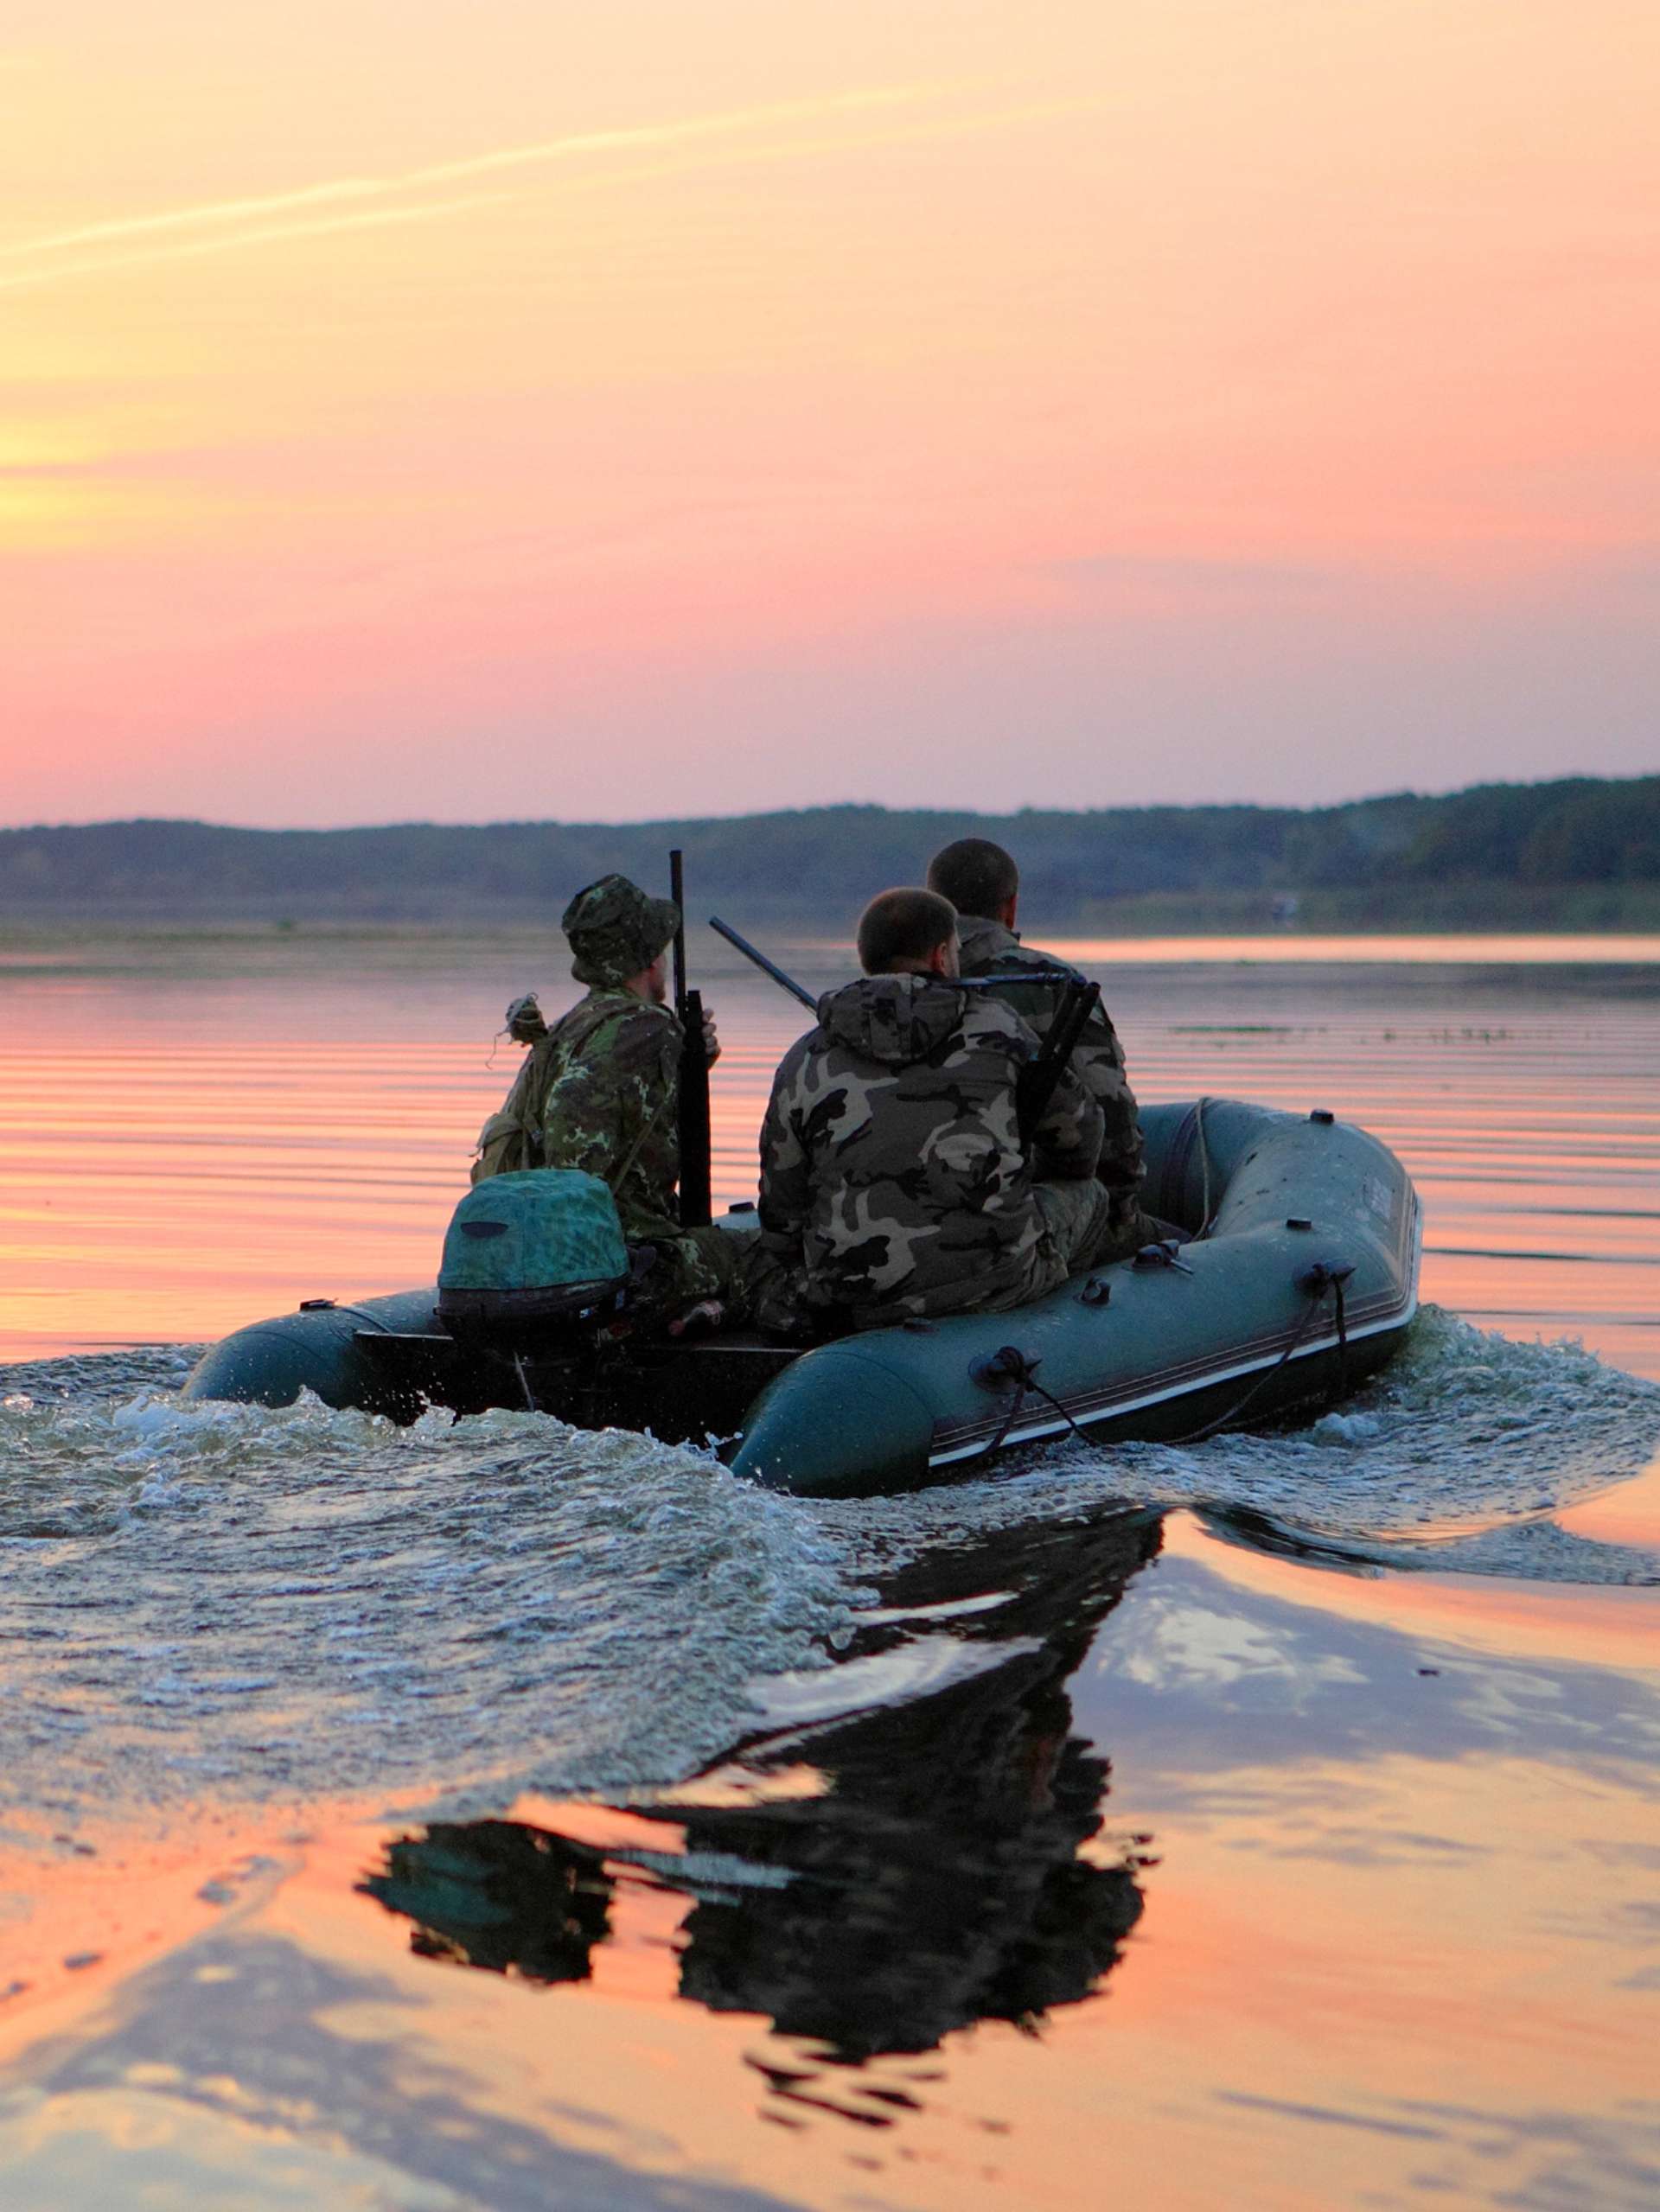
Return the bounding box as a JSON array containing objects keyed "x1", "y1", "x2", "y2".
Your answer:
[
  {"x1": 678, "y1": 985, "x2": 712, "y2": 1227},
  {"x1": 669, "y1": 849, "x2": 688, "y2": 1010},
  {"x1": 669, "y1": 851, "x2": 712, "y2": 1227},
  {"x1": 708, "y1": 917, "x2": 820, "y2": 1012}
]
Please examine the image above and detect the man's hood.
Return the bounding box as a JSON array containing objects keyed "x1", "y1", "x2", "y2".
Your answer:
[
  {"x1": 818, "y1": 974, "x2": 967, "y2": 1065},
  {"x1": 954, "y1": 914, "x2": 1019, "y2": 968}
]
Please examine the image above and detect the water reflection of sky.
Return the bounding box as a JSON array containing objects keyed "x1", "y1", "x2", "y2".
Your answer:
[
  {"x1": 326, "y1": 1510, "x2": 1660, "y2": 2167},
  {"x1": 6, "y1": 1508, "x2": 1656, "y2": 2209},
  {"x1": 2, "y1": 937, "x2": 1659, "y2": 1369},
  {"x1": 1072, "y1": 1548, "x2": 1660, "y2": 1795},
  {"x1": 3, "y1": 934, "x2": 1659, "y2": 2207}
]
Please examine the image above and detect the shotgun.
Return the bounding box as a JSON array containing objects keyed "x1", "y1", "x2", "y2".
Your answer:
[
  {"x1": 708, "y1": 916, "x2": 820, "y2": 1012},
  {"x1": 669, "y1": 851, "x2": 712, "y2": 1228},
  {"x1": 1014, "y1": 977, "x2": 1101, "y2": 1144}
]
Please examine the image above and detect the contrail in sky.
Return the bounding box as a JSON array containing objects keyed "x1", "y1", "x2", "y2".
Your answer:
[
  {"x1": 0, "y1": 91, "x2": 1108, "y2": 296},
  {"x1": 2, "y1": 86, "x2": 928, "y2": 260},
  {"x1": 0, "y1": 192, "x2": 523, "y2": 293}
]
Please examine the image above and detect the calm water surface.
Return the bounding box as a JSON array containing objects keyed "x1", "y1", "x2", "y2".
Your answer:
[
  {"x1": 4, "y1": 928, "x2": 1659, "y2": 1380},
  {"x1": 1, "y1": 929, "x2": 1657, "y2": 2211}
]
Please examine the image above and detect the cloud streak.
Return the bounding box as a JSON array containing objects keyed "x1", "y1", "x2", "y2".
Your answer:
[
  {"x1": 1053, "y1": 553, "x2": 1360, "y2": 591},
  {"x1": 2, "y1": 86, "x2": 927, "y2": 261},
  {"x1": 0, "y1": 191, "x2": 519, "y2": 296},
  {"x1": 0, "y1": 88, "x2": 1106, "y2": 296}
]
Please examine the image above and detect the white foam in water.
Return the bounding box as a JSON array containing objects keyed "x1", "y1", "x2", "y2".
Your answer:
[
  {"x1": 1, "y1": 1308, "x2": 1657, "y2": 1830},
  {"x1": 0, "y1": 1370, "x2": 867, "y2": 1827}
]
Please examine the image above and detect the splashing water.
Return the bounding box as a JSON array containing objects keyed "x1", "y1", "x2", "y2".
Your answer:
[
  {"x1": 0, "y1": 1380, "x2": 865, "y2": 1831},
  {"x1": 2, "y1": 1307, "x2": 1657, "y2": 1834}
]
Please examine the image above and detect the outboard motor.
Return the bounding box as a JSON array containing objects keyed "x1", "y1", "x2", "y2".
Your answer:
[{"x1": 437, "y1": 1170, "x2": 632, "y2": 1351}]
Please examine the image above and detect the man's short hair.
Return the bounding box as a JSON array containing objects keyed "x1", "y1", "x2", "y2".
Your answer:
[
  {"x1": 926, "y1": 838, "x2": 1019, "y2": 920},
  {"x1": 857, "y1": 888, "x2": 958, "y2": 976}
]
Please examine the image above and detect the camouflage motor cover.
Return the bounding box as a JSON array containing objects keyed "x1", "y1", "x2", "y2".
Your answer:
[
  {"x1": 439, "y1": 1170, "x2": 629, "y2": 1296},
  {"x1": 954, "y1": 914, "x2": 1148, "y2": 1243},
  {"x1": 752, "y1": 973, "x2": 1105, "y2": 1331}
]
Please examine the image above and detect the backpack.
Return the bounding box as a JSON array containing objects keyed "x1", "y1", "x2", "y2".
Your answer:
[{"x1": 470, "y1": 1032, "x2": 558, "y2": 1184}]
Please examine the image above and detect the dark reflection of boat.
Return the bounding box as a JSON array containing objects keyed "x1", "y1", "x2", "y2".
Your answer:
[
  {"x1": 360, "y1": 1506, "x2": 1162, "y2": 2121},
  {"x1": 363, "y1": 1820, "x2": 615, "y2": 1985}
]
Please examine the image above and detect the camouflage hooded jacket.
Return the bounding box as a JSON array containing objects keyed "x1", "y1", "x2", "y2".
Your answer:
[
  {"x1": 755, "y1": 973, "x2": 1104, "y2": 1327},
  {"x1": 954, "y1": 915, "x2": 1146, "y2": 1240}
]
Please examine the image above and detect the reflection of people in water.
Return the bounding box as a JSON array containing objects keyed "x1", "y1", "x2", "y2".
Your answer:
[
  {"x1": 675, "y1": 1663, "x2": 1139, "y2": 2062},
  {"x1": 360, "y1": 1506, "x2": 1160, "y2": 2085},
  {"x1": 670, "y1": 1509, "x2": 1159, "y2": 2063}
]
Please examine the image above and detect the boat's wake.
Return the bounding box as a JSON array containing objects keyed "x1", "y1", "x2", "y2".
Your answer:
[
  {"x1": 0, "y1": 1369, "x2": 866, "y2": 1827},
  {"x1": 1, "y1": 1309, "x2": 1656, "y2": 1833}
]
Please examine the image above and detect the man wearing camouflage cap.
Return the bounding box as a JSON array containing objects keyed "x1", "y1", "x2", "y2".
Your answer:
[{"x1": 471, "y1": 875, "x2": 742, "y2": 1327}]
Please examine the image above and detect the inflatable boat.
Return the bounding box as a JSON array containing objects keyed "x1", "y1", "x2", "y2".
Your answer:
[{"x1": 181, "y1": 1097, "x2": 1421, "y2": 1499}]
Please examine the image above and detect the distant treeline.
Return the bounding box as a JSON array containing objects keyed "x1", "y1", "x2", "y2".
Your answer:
[{"x1": 3, "y1": 775, "x2": 1659, "y2": 932}]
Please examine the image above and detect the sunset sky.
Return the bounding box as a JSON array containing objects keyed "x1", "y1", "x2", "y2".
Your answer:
[{"x1": 4, "y1": 1, "x2": 1656, "y2": 827}]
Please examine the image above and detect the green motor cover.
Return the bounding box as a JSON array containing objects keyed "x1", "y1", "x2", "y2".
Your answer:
[{"x1": 438, "y1": 1170, "x2": 629, "y2": 1339}]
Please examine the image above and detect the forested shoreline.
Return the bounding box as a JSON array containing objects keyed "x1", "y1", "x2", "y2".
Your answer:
[{"x1": 3, "y1": 775, "x2": 1657, "y2": 931}]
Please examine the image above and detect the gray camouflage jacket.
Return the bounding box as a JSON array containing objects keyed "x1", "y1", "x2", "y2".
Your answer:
[
  {"x1": 755, "y1": 973, "x2": 1103, "y2": 1328},
  {"x1": 954, "y1": 915, "x2": 1146, "y2": 1240}
]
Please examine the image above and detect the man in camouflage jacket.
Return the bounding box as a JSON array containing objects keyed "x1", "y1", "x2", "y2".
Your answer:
[
  {"x1": 928, "y1": 838, "x2": 1159, "y2": 1253},
  {"x1": 471, "y1": 875, "x2": 742, "y2": 1319},
  {"x1": 751, "y1": 889, "x2": 1121, "y2": 1335}
]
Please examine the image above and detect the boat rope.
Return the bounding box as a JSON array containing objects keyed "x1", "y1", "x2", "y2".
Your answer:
[
  {"x1": 967, "y1": 1243, "x2": 1356, "y2": 1462},
  {"x1": 1169, "y1": 1259, "x2": 1354, "y2": 1445},
  {"x1": 512, "y1": 1352, "x2": 539, "y2": 1413},
  {"x1": 1331, "y1": 1266, "x2": 1350, "y2": 1400},
  {"x1": 967, "y1": 1346, "x2": 1086, "y2": 1460},
  {"x1": 1194, "y1": 1094, "x2": 1216, "y2": 1238}
]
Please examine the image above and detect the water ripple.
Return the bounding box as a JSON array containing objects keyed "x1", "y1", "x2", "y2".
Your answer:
[{"x1": 3, "y1": 1308, "x2": 1657, "y2": 1833}]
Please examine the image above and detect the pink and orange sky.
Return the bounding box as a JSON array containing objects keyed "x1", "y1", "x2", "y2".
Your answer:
[{"x1": 3, "y1": 0, "x2": 1657, "y2": 827}]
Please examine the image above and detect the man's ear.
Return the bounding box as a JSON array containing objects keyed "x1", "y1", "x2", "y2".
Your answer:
[
  {"x1": 927, "y1": 937, "x2": 953, "y2": 977},
  {"x1": 999, "y1": 891, "x2": 1019, "y2": 931}
]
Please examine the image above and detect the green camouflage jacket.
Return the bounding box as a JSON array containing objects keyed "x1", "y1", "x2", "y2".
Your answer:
[
  {"x1": 954, "y1": 915, "x2": 1146, "y2": 1240},
  {"x1": 472, "y1": 988, "x2": 733, "y2": 1307},
  {"x1": 754, "y1": 973, "x2": 1103, "y2": 1329}
]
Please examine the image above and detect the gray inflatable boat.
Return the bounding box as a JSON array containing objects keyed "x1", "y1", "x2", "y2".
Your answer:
[{"x1": 182, "y1": 1097, "x2": 1421, "y2": 1499}]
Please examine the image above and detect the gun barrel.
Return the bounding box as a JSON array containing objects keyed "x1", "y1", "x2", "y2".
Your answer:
[
  {"x1": 669, "y1": 851, "x2": 712, "y2": 1227},
  {"x1": 708, "y1": 917, "x2": 820, "y2": 1013},
  {"x1": 669, "y1": 849, "x2": 688, "y2": 1010},
  {"x1": 678, "y1": 985, "x2": 712, "y2": 1227}
]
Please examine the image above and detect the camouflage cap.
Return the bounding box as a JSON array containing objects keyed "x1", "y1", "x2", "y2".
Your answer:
[{"x1": 561, "y1": 874, "x2": 680, "y2": 987}]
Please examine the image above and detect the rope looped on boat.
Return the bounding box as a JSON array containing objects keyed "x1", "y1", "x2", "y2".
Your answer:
[
  {"x1": 967, "y1": 1249, "x2": 1357, "y2": 1462},
  {"x1": 967, "y1": 1345, "x2": 1087, "y2": 1460},
  {"x1": 1170, "y1": 1259, "x2": 1355, "y2": 1445}
]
